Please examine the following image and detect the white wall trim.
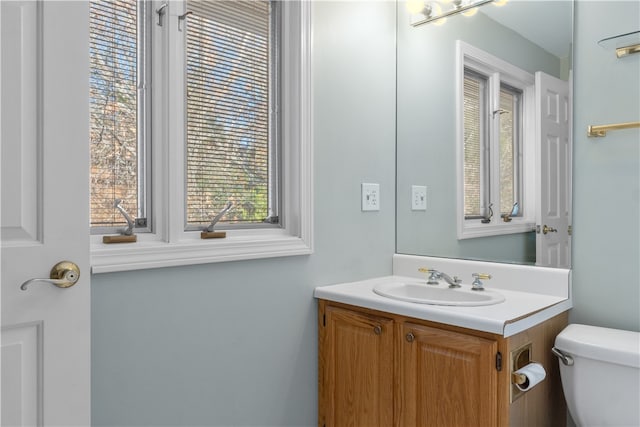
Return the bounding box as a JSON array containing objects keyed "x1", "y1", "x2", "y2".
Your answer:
[{"x1": 91, "y1": 231, "x2": 312, "y2": 273}]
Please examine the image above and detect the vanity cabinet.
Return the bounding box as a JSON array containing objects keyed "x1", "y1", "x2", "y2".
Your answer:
[
  {"x1": 399, "y1": 322, "x2": 498, "y2": 425},
  {"x1": 318, "y1": 300, "x2": 567, "y2": 427},
  {"x1": 320, "y1": 306, "x2": 394, "y2": 426}
]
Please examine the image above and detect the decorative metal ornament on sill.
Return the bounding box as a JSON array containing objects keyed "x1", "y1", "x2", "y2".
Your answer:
[
  {"x1": 481, "y1": 203, "x2": 493, "y2": 224},
  {"x1": 501, "y1": 202, "x2": 519, "y2": 222},
  {"x1": 201, "y1": 201, "x2": 234, "y2": 239},
  {"x1": 102, "y1": 199, "x2": 138, "y2": 244},
  {"x1": 407, "y1": 0, "x2": 507, "y2": 27}
]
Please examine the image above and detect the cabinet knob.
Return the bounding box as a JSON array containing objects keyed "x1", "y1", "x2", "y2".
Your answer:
[
  {"x1": 406, "y1": 332, "x2": 415, "y2": 342},
  {"x1": 373, "y1": 325, "x2": 382, "y2": 335}
]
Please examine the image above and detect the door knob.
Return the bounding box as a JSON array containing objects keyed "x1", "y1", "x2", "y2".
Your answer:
[
  {"x1": 542, "y1": 225, "x2": 558, "y2": 235},
  {"x1": 20, "y1": 261, "x2": 80, "y2": 291}
]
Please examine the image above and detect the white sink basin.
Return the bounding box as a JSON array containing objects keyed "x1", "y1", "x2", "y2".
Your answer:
[{"x1": 373, "y1": 282, "x2": 505, "y2": 306}]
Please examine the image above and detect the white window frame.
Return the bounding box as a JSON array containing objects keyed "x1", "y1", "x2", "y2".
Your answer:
[
  {"x1": 455, "y1": 41, "x2": 535, "y2": 240},
  {"x1": 91, "y1": 1, "x2": 313, "y2": 273}
]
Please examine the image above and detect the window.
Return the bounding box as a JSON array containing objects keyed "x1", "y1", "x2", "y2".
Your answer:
[
  {"x1": 89, "y1": 1, "x2": 312, "y2": 272},
  {"x1": 89, "y1": 0, "x2": 150, "y2": 231},
  {"x1": 456, "y1": 41, "x2": 534, "y2": 239},
  {"x1": 185, "y1": 0, "x2": 277, "y2": 228}
]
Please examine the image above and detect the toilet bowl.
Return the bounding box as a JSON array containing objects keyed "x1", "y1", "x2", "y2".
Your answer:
[{"x1": 553, "y1": 324, "x2": 640, "y2": 426}]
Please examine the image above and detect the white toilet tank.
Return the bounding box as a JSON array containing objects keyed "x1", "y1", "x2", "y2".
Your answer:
[{"x1": 553, "y1": 324, "x2": 640, "y2": 427}]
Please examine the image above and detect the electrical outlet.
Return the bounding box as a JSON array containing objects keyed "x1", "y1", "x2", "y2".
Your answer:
[
  {"x1": 411, "y1": 185, "x2": 427, "y2": 211},
  {"x1": 362, "y1": 183, "x2": 380, "y2": 211}
]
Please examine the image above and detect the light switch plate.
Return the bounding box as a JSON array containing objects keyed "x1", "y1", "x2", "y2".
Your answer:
[
  {"x1": 411, "y1": 185, "x2": 427, "y2": 211},
  {"x1": 362, "y1": 183, "x2": 380, "y2": 211}
]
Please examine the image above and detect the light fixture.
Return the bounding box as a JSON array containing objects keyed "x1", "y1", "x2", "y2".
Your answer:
[{"x1": 408, "y1": 0, "x2": 502, "y2": 27}]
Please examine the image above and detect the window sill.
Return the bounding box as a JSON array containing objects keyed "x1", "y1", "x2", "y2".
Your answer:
[
  {"x1": 91, "y1": 230, "x2": 312, "y2": 273},
  {"x1": 458, "y1": 220, "x2": 535, "y2": 240}
]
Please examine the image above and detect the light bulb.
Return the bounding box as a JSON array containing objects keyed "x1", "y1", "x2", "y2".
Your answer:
[
  {"x1": 406, "y1": 0, "x2": 426, "y2": 14},
  {"x1": 462, "y1": 7, "x2": 478, "y2": 16},
  {"x1": 431, "y1": 2, "x2": 447, "y2": 25}
]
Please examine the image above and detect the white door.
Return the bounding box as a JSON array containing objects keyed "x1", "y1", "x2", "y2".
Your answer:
[
  {"x1": 1, "y1": 2, "x2": 90, "y2": 426},
  {"x1": 535, "y1": 71, "x2": 571, "y2": 268}
]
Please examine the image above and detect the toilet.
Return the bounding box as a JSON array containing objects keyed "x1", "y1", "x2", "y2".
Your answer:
[{"x1": 553, "y1": 324, "x2": 640, "y2": 426}]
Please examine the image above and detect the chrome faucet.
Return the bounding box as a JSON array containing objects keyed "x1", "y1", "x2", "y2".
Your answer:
[{"x1": 418, "y1": 268, "x2": 462, "y2": 288}]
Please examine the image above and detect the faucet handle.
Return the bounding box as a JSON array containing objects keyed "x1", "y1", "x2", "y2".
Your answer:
[
  {"x1": 471, "y1": 273, "x2": 492, "y2": 291},
  {"x1": 418, "y1": 268, "x2": 440, "y2": 285}
]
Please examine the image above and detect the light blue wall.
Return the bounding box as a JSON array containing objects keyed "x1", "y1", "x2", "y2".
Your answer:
[
  {"x1": 396, "y1": 2, "x2": 563, "y2": 264},
  {"x1": 91, "y1": 1, "x2": 640, "y2": 425},
  {"x1": 91, "y1": 2, "x2": 396, "y2": 425},
  {"x1": 571, "y1": 0, "x2": 640, "y2": 332}
]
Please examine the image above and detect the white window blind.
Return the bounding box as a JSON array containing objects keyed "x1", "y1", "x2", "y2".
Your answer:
[
  {"x1": 463, "y1": 71, "x2": 523, "y2": 219},
  {"x1": 89, "y1": 0, "x2": 140, "y2": 228},
  {"x1": 186, "y1": 0, "x2": 275, "y2": 227},
  {"x1": 463, "y1": 71, "x2": 486, "y2": 218},
  {"x1": 498, "y1": 85, "x2": 522, "y2": 215}
]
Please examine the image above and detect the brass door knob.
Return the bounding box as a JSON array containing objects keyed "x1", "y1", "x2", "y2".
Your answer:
[
  {"x1": 542, "y1": 225, "x2": 558, "y2": 235},
  {"x1": 20, "y1": 261, "x2": 80, "y2": 291}
]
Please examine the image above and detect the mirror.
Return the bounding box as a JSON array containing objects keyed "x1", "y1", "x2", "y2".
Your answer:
[{"x1": 396, "y1": 0, "x2": 573, "y2": 267}]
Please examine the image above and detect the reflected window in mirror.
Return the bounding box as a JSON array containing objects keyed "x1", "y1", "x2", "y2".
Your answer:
[
  {"x1": 462, "y1": 70, "x2": 488, "y2": 220},
  {"x1": 498, "y1": 83, "x2": 523, "y2": 215},
  {"x1": 462, "y1": 71, "x2": 523, "y2": 219},
  {"x1": 456, "y1": 41, "x2": 535, "y2": 240}
]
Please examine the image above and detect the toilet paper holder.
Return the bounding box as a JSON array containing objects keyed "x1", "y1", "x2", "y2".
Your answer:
[
  {"x1": 512, "y1": 371, "x2": 529, "y2": 386},
  {"x1": 511, "y1": 342, "x2": 532, "y2": 372},
  {"x1": 510, "y1": 342, "x2": 534, "y2": 402}
]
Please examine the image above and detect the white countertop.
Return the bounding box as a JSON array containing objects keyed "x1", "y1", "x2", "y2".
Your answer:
[{"x1": 314, "y1": 275, "x2": 572, "y2": 337}]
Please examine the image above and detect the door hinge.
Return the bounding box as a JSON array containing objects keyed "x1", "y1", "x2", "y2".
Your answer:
[
  {"x1": 568, "y1": 225, "x2": 572, "y2": 236},
  {"x1": 496, "y1": 352, "x2": 502, "y2": 371},
  {"x1": 323, "y1": 314, "x2": 326, "y2": 327}
]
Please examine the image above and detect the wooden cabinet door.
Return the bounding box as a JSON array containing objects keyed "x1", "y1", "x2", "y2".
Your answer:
[
  {"x1": 319, "y1": 306, "x2": 394, "y2": 427},
  {"x1": 399, "y1": 323, "x2": 498, "y2": 427}
]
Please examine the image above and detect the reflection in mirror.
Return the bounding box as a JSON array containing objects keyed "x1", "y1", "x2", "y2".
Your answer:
[{"x1": 396, "y1": 0, "x2": 573, "y2": 267}]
